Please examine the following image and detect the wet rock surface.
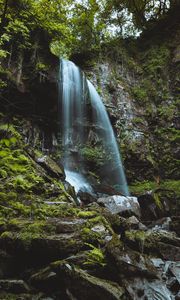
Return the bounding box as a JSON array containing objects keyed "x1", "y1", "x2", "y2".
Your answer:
[{"x1": 98, "y1": 195, "x2": 141, "y2": 218}]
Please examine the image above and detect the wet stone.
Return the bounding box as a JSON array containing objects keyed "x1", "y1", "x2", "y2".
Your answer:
[{"x1": 97, "y1": 195, "x2": 141, "y2": 218}]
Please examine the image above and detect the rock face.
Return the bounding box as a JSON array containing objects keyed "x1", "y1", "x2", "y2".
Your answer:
[{"x1": 98, "y1": 195, "x2": 141, "y2": 218}]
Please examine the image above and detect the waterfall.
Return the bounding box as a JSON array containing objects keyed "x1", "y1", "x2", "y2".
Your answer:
[
  {"x1": 87, "y1": 81, "x2": 129, "y2": 196},
  {"x1": 59, "y1": 59, "x2": 129, "y2": 196}
]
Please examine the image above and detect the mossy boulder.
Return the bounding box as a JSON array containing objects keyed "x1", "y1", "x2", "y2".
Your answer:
[
  {"x1": 125, "y1": 230, "x2": 180, "y2": 261},
  {"x1": 36, "y1": 155, "x2": 65, "y2": 180},
  {"x1": 31, "y1": 262, "x2": 127, "y2": 299}
]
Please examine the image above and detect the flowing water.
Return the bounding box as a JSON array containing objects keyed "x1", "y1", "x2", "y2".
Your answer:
[{"x1": 59, "y1": 59, "x2": 129, "y2": 196}]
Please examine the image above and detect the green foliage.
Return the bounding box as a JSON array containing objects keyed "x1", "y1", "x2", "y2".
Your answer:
[
  {"x1": 132, "y1": 85, "x2": 148, "y2": 104},
  {"x1": 81, "y1": 146, "x2": 105, "y2": 166},
  {"x1": 143, "y1": 46, "x2": 170, "y2": 76}
]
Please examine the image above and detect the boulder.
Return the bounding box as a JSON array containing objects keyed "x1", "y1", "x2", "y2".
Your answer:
[
  {"x1": 36, "y1": 155, "x2": 65, "y2": 179},
  {"x1": 97, "y1": 195, "x2": 141, "y2": 218},
  {"x1": 150, "y1": 259, "x2": 180, "y2": 296}
]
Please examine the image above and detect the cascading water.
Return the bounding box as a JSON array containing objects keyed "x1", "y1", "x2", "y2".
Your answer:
[
  {"x1": 87, "y1": 80, "x2": 129, "y2": 196},
  {"x1": 59, "y1": 59, "x2": 92, "y2": 193},
  {"x1": 59, "y1": 59, "x2": 129, "y2": 196}
]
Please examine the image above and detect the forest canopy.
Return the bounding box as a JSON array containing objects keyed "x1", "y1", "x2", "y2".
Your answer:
[{"x1": 0, "y1": 0, "x2": 179, "y2": 60}]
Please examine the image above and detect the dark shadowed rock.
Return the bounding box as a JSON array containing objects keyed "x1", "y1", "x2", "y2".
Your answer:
[
  {"x1": 0, "y1": 279, "x2": 30, "y2": 293},
  {"x1": 77, "y1": 191, "x2": 97, "y2": 204},
  {"x1": 137, "y1": 190, "x2": 172, "y2": 221},
  {"x1": 169, "y1": 216, "x2": 180, "y2": 237},
  {"x1": 53, "y1": 263, "x2": 127, "y2": 300},
  {"x1": 94, "y1": 184, "x2": 123, "y2": 196},
  {"x1": 31, "y1": 261, "x2": 128, "y2": 299},
  {"x1": 0, "y1": 233, "x2": 83, "y2": 265}
]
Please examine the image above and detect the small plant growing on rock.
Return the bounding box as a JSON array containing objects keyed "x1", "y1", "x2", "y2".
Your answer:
[{"x1": 84, "y1": 243, "x2": 106, "y2": 267}]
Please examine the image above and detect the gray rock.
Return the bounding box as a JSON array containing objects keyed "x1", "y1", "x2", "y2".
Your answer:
[
  {"x1": 151, "y1": 258, "x2": 164, "y2": 269},
  {"x1": 98, "y1": 195, "x2": 141, "y2": 218},
  {"x1": 127, "y1": 216, "x2": 147, "y2": 230},
  {"x1": 125, "y1": 278, "x2": 173, "y2": 300},
  {"x1": 168, "y1": 262, "x2": 180, "y2": 284},
  {"x1": 91, "y1": 224, "x2": 106, "y2": 233},
  {"x1": 55, "y1": 218, "x2": 86, "y2": 233},
  {"x1": 36, "y1": 155, "x2": 65, "y2": 179}
]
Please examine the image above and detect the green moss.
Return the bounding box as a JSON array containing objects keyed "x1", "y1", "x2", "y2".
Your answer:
[
  {"x1": 0, "y1": 124, "x2": 21, "y2": 141},
  {"x1": 129, "y1": 181, "x2": 157, "y2": 195},
  {"x1": 126, "y1": 230, "x2": 146, "y2": 241},
  {"x1": 84, "y1": 243, "x2": 106, "y2": 267},
  {"x1": 0, "y1": 205, "x2": 13, "y2": 218},
  {"x1": 0, "y1": 231, "x2": 13, "y2": 238},
  {"x1": 0, "y1": 169, "x2": 7, "y2": 178},
  {"x1": 10, "y1": 201, "x2": 30, "y2": 217},
  {"x1": 130, "y1": 180, "x2": 180, "y2": 196},
  {"x1": 77, "y1": 210, "x2": 97, "y2": 219},
  {"x1": 81, "y1": 227, "x2": 103, "y2": 244},
  {"x1": 17, "y1": 231, "x2": 42, "y2": 247}
]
